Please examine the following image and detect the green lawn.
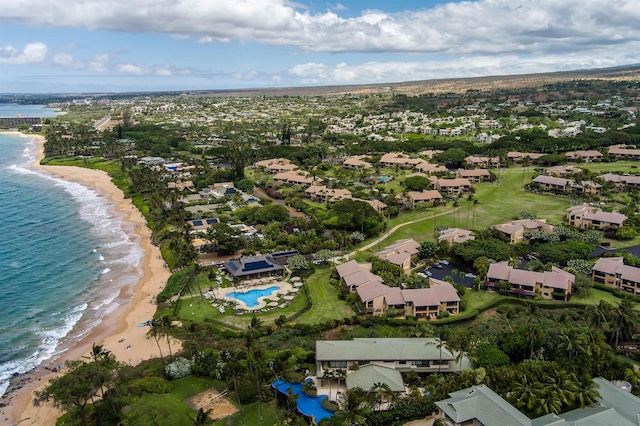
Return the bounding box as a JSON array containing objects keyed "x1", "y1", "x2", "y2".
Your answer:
[
  {"x1": 363, "y1": 166, "x2": 573, "y2": 248},
  {"x1": 576, "y1": 161, "x2": 640, "y2": 174},
  {"x1": 214, "y1": 400, "x2": 278, "y2": 426},
  {"x1": 131, "y1": 376, "x2": 222, "y2": 426},
  {"x1": 297, "y1": 265, "x2": 354, "y2": 324},
  {"x1": 570, "y1": 288, "x2": 623, "y2": 306}
]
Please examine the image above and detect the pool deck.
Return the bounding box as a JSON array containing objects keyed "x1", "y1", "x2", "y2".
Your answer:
[{"x1": 212, "y1": 280, "x2": 295, "y2": 311}]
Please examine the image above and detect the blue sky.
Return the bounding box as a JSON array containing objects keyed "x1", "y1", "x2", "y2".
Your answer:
[{"x1": 1, "y1": 0, "x2": 639, "y2": 93}]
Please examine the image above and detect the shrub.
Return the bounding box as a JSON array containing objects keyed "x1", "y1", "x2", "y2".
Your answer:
[
  {"x1": 165, "y1": 357, "x2": 193, "y2": 380},
  {"x1": 128, "y1": 377, "x2": 171, "y2": 395}
]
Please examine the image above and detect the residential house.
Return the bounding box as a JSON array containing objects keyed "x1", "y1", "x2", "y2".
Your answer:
[
  {"x1": 464, "y1": 155, "x2": 500, "y2": 169},
  {"x1": 187, "y1": 217, "x2": 219, "y2": 232},
  {"x1": 375, "y1": 239, "x2": 420, "y2": 273},
  {"x1": 362, "y1": 198, "x2": 387, "y2": 214},
  {"x1": 565, "y1": 150, "x2": 603, "y2": 162},
  {"x1": 335, "y1": 260, "x2": 383, "y2": 291},
  {"x1": 434, "y1": 178, "x2": 472, "y2": 195},
  {"x1": 315, "y1": 337, "x2": 470, "y2": 377},
  {"x1": 566, "y1": 204, "x2": 627, "y2": 230},
  {"x1": 438, "y1": 228, "x2": 475, "y2": 247},
  {"x1": 437, "y1": 378, "x2": 640, "y2": 426},
  {"x1": 492, "y1": 218, "x2": 554, "y2": 244},
  {"x1": 414, "y1": 161, "x2": 447, "y2": 174},
  {"x1": 456, "y1": 169, "x2": 491, "y2": 183},
  {"x1": 486, "y1": 262, "x2": 575, "y2": 300},
  {"x1": 167, "y1": 180, "x2": 195, "y2": 192},
  {"x1": 592, "y1": 257, "x2": 640, "y2": 296},
  {"x1": 418, "y1": 149, "x2": 443, "y2": 159}
]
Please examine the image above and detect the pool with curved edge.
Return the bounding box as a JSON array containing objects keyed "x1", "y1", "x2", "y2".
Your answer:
[
  {"x1": 272, "y1": 379, "x2": 334, "y2": 424},
  {"x1": 225, "y1": 286, "x2": 279, "y2": 308}
]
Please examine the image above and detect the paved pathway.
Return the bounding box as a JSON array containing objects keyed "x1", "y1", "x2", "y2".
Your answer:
[{"x1": 342, "y1": 207, "x2": 459, "y2": 260}]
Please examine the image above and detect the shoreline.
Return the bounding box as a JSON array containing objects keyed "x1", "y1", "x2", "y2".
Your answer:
[{"x1": 1, "y1": 131, "x2": 181, "y2": 425}]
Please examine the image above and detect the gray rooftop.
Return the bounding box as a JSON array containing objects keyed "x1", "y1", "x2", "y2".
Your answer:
[{"x1": 316, "y1": 338, "x2": 454, "y2": 362}]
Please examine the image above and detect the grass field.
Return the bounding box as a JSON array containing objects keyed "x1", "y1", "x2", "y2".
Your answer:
[
  {"x1": 131, "y1": 376, "x2": 223, "y2": 426},
  {"x1": 576, "y1": 161, "x2": 640, "y2": 174},
  {"x1": 214, "y1": 400, "x2": 278, "y2": 426},
  {"x1": 297, "y1": 265, "x2": 354, "y2": 324},
  {"x1": 366, "y1": 165, "x2": 573, "y2": 247}
]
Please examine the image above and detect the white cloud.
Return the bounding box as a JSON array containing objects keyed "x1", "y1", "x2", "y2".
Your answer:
[
  {"x1": 0, "y1": 42, "x2": 47, "y2": 64},
  {"x1": 115, "y1": 63, "x2": 148, "y2": 74},
  {"x1": 1, "y1": 0, "x2": 638, "y2": 58},
  {"x1": 287, "y1": 49, "x2": 640, "y2": 86}
]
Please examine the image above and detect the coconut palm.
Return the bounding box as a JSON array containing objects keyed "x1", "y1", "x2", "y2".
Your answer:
[
  {"x1": 508, "y1": 375, "x2": 539, "y2": 412},
  {"x1": 610, "y1": 299, "x2": 639, "y2": 348},
  {"x1": 338, "y1": 387, "x2": 371, "y2": 426}
]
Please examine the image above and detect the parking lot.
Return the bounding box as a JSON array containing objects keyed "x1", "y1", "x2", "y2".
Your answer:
[{"x1": 423, "y1": 260, "x2": 477, "y2": 288}]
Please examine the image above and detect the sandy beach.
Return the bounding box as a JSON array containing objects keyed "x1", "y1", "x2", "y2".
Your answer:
[{"x1": 2, "y1": 132, "x2": 181, "y2": 425}]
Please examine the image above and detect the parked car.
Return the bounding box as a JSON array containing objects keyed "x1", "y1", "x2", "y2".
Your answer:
[
  {"x1": 465, "y1": 273, "x2": 476, "y2": 278},
  {"x1": 439, "y1": 260, "x2": 450, "y2": 265},
  {"x1": 433, "y1": 263, "x2": 443, "y2": 269},
  {"x1": 425, "y1": 270, "x2": 433, "y2": 277}
]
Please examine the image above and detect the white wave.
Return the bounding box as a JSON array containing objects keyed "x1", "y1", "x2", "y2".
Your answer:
[
  {"x1": 92, "y1": 291, "x2": 120, "y2": 311},
  {"x1": 0, "y1": 303, "x2": 87, "y2": 398},
  {"x1": 101, "y1": 268, "x2": 111, "y2": 275},
  {"x1": 98, "y1": 254, "x2": 105, "y2": 261}
]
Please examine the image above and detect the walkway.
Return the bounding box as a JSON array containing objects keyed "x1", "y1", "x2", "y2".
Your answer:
[{"x1": 343, "y1": 207, "x2": 459, "y2": 259}]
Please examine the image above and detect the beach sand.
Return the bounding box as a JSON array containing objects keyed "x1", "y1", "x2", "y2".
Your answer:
[{"x1": 2, "y1": 132, "x2": 181, "y2": 425}]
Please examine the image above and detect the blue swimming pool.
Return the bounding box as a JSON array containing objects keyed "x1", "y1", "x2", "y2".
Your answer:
[
  {"x1": 273, "y1": 379, "x2": 334, "y2": 424},
  {"x1": 379, "y1": 177, "x2": 390, "y2": 182},
  {"x1": 225, "y1": 286, "x2": 279, "y2": 308}
]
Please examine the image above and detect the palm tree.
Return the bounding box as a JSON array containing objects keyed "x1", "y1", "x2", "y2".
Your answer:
[
  {"x1": 245, "y1": 329, "x2": 264, "y2": 421},
  {"x1": 146, "y1": 319, "x2": 164, "y2": 360},
  {"x1": 573, "y1": 376, "x2": 600, "y2": 409},
  {"x1": 508, "y1": 375, "x2": 539, "y2": 412},
  {"x1": 225, "y1": 360, "x2": 246, "y2": 426},
  {"x1": 159, "y1": 315, "x2": 174, "y2": 360},
  {"x1": 426, "y1": 337, "x2": 445, "y2": 373},
  {"x1": 370, "y1": 382, "x2": 392, "y2": 410},
  {"x1": 609, "y1": 299, "x2": 639, "y2": 348},
  {"x1": 322, "y1": 370, "x2": 336, "y2": 401},
  {"x1": 557, "y1": 326, "x2": 587, "y2": 360},
  {"x1": 339, "y1": 387, "x2": 371, "y2": 426}
]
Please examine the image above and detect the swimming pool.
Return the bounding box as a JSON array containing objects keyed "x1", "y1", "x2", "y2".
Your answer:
[
  {"x1": 225, "y1": 286, "x2": 279, "y2": 308},
  {"x1": 273, "y1": 379, "x2": 334, "y2": 424},
  {"x1": 379, "y1": 177, "x2": 390, "y2": 183}
]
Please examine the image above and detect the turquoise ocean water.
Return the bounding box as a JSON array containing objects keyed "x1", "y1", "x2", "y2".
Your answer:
[{"x1": 0, "y1": 104, "x2": 143, "y2": 397}]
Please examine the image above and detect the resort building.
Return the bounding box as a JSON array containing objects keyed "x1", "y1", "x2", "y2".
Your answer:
[
  {"x1": 608, "y1": 144, "x2": 640, "y2": 161},
  {"x1": 544, "y1": 165, "x2": 583, "y2": 176},
  {"x1": 565, "y1": 150, "x2": 603, "y2": 162},
  {"x1": 315, "y1": 338, "x2": 470, "y2": 377},
  {"x1": 592, "y1": 257, "x2": 640, "y2": 296},
  {"x1": 167, "y1": 180, "x2": 195, "y2": 192},
  {"x1": 225, "y1": 254, "x2": 284, "y2": 279},
  {"x1": 375, "y1": 239, "x2": 420, "y2": 273},
  {"x1": 335, "y1": 261, "x2": 460, "y2": 318},
  {"x1": 272, "y1": 170, "x2": 317, "y2": 187},
  {"x1": 507, "y1": 151, "x2": 545, "y2": 162},
  {"x1": 438, "y1": 228, "x2": 475, "y2": 247},
  {"x1": 456, "y1": 169, "x2": 492, "y2": 183},
  {"x1": 342, "y1": 155, "x2": 372, "y2": 170},
  {"x1": 599, "y1": 173, "x2": 640, "y2": 189},
  {"x1": 492, "y1": 218, "x2": 554, "y2": 244},
  {"x1": 434, "y1": 178, "x2": 472, "y2": 195},
  {"x1": 485, "y1": 262, "x2": 575, "y2": 300},
  {"x1": 305, "y1": 185, "x2": 352, "y2": 203},
  {"x1": 398, "y1": 190, "x2": 443, "y2": 208},
  {"x1": 418, "y1": 150, "x2": 443, "y2": 159},
  {"x1": 253, "y1": 158, "x2": 298, "y2": 174},
  {"x1": 566, "y1": 205, "x2": 627, "y2": 230},
  {"x1": 380, "y1": 152, "x2": 425, "y2": 169},
  {"x1": 187, "y1": 217, "x2": 219, "y2": 232},
  {"x1": 436, "y1": 378, "x2": 640, "y2": 426},
  {"x1": 464, "y1": 155, "x2": 500, "y2": 169},
  {"x1": 531, "y1": 175, "x2": 574, "y2": 192}
]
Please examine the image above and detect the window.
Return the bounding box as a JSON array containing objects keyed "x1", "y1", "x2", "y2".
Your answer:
[{"x1": 328, "y1": 361, "x2": 347, "y2": 368}]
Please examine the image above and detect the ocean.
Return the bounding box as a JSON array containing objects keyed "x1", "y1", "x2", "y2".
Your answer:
[{"x1": 0, "y1": 104, "x2": 143, "y2": 397}]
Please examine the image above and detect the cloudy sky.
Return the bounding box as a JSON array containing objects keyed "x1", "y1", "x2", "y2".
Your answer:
[{"x1": 1, "y1": 0, "x2": 639, "y2": 93}]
